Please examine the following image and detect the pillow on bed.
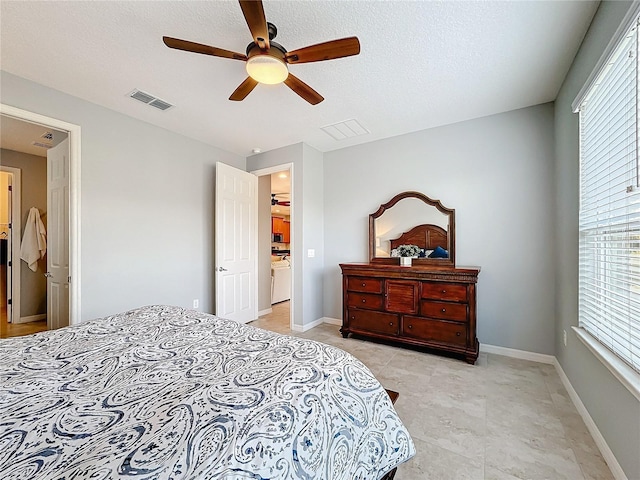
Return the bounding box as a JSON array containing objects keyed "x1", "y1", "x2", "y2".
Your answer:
[
  {"x1": 419, "y1": 249, "x2": 434, "y2": 258},
  {"x1": 428, "y1": 246, "x2": 449, "y2": 258}
]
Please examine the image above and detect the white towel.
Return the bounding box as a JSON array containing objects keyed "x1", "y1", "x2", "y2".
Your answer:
[{"x1": 20, "y1": 207, "x2": 47, "y2": 272}]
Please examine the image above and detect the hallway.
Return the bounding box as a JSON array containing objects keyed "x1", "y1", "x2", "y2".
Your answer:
[{"x1": 0, "y1": 263, "x2": 47, "y2": 338}]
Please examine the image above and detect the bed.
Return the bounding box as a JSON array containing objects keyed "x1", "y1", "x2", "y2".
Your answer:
[
  {"x1": 0, "y1": 305, "x2": 414, "y2": 479},
  {"x1": 389, "y1": 223, "x2": 448, "y2": 256}
]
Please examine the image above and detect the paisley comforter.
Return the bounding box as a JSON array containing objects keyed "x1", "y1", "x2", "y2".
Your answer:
[{"x1": 0, "y1": 305, "x2": 414, "y2": 479}]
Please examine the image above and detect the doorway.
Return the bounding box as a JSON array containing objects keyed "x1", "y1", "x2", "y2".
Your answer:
[
  {"x1": 0, "y1": 103, "x2": 81, "y2": 331},
  {"x1": 250, "y1": 164, "x2": 293, "y2": 332},
  {"x1": 0, "y1": 121, "x2": 66, "y2": 337}
]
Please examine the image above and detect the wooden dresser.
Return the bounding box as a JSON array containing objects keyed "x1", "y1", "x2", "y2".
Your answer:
[{"x1": 340, "y1": 263, "x2": 480, "y2": 364}]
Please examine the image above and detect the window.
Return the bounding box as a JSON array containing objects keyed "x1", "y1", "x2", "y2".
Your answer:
[{"x1": 577, "y1": 17, "x2": 640, "y2": 372}]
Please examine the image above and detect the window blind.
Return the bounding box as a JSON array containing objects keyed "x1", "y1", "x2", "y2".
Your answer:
[{"x1": 578, "y1": 18, "x2": 640, "y2": 372}]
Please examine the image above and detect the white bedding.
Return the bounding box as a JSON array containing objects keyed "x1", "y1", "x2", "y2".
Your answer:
[{"x1": 0, "y1": 305, "x2": 414, "y2": 479}]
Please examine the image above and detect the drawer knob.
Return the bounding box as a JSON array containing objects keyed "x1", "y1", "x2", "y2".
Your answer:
[
  {"x1": 441, "y1": 308, "x2": 446, "y2": 312},
  {"x1": 389, "y1": 322, "x2": 394, "y2": 326},
  {"x1": 362, "y1": 283, "x2": 366, "y2": 287},
  {"x1": 351, "y1": 316, "x2": 355, "y2": 320},
  {"x1": 456, "y1": 332, "x2": 461, "y2": 336},
  {"x1": 408, "y1": 325, "x2": 413, "y2": 329},
  {"x1": 362, "y1": 299, "x2": 366, "y2": 303},
  {"x1": 442, "y1": 289, "x2": 447, "y2": 294}
]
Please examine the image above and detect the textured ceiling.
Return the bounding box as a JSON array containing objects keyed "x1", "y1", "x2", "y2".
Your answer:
[{"x1": 0, "y1": 1, "x2": 599, "y2": 157}]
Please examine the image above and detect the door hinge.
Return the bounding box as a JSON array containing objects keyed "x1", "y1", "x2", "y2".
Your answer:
[
  {"x1": 68, "y1": 276, "x2": 71, "y2": 283},
  {"x1": 7, "y1": 299, "x2": 11, "y2": 305},
  {"x1": 7, "y1": 261, "x2": 11, "y2": 267},
  {"x1": 8, "y1": 185, "x2": 11, "y2": 191}
]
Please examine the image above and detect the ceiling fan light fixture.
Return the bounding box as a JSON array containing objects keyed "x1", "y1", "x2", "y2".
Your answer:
[{"x1": 246, "y1": 55, "x2": 288, "y2": 84}]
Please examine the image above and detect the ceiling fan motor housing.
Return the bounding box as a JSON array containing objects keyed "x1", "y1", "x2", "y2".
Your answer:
[{"x1": 246, "y1": 40, "x2": 287, "y2": 58}]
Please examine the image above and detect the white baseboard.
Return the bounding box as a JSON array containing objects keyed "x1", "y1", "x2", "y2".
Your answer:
[
  {"x1": 553, "y1": 359, "x2": 627, "y2": 480},
  {"x1": 291, "y1": 316, "x2": 326, "y2": 333},
  {"x1": 16, "y1": 313, "x2": 46, "y2": 324},
  {"x1": 480, "y1": 343, "x2": 555, "y2": 364},
  {"x1": 258, "y1": 308, "x2": 272, "y2": 317},
  {"x1": 322, "y1": 317, "x2": 342, "y2": 326},
  {"x1": 290, "y1": 317, "x2": 340, "y2": 333}
]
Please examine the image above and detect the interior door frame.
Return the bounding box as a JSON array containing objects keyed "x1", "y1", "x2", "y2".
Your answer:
[
  {"x1": 0, "y1": 167, "x2": 21, "y2": 323},
  {"x1": 0, "y1": 104, "x2": 82, "y2": 325},
  {"x1": 250, "y1": 163, "x2": 294, "y2": 331}
]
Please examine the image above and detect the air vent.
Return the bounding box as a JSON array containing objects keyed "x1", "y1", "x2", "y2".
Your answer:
[
  {"x1": 149, "y1": 99, "x2": 173, "y2": 111},
  {"x1": 321, "y1": 119, "x2": 369, "y2": 140},
  {"x1": 128, "y1": 89, "x2": 174, "y2": 111},
  {"x1": 32, "y1": 141, "x2": 53, "y2": 149}
]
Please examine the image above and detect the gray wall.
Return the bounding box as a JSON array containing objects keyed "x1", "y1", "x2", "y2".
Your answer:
[
  {"x1": 323, "y1": 104, "x2": 556, "y2": 354},
  {"x1": 1, "y1": 71, "x2": 245, "y2": 320},
  {"x1": 554, "y1": 2, "x2": 640, "y2": 478},
  {"x1": 1, "y1": 148, "x2": 47, "y2": 317},
  {"x1": 301, "y1": 144, "x2": 324, "y2": 324},
  {"x1": 247, "y1": 142, "x2": 324, "y2": 328}
]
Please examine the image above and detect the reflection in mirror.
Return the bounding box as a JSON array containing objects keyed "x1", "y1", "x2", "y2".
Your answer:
[
  {"x1": 369, "y1": 191, "x2": 455, "y2": 266},
  {"x1": 375, "y1": 197, "x2": 449, "y2": 257}
]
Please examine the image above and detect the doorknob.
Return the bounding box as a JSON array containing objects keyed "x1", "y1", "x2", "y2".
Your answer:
[
  {"x1": 217, "y1": 267, "x2": 228, "y2": 272},
  {"x1": 44, "y1": 272, "x2": 52, "y2": 278}
]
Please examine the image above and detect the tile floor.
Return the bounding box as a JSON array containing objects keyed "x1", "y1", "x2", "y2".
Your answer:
[
  {"x1": 251, "y1": 301, "x2": 613, "y2": 480},
  {"x1": 0, "y1": 264, "x2": 48, "y2": 338}
]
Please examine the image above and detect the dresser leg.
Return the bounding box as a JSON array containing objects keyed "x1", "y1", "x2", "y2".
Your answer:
[
  {"x1": 465, "y1": 339, "x2": 480, "y2": 364},
  {"x1": 340, "y1": 329, "x2": 349, "y2": 338}
]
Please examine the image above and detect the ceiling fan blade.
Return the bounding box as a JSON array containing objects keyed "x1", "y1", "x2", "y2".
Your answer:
[
  {"x1": 229, "y1": 77, "x2": 259, "y2": 101},
  {"x1": 285, "y1": 37, "x2": 360, "y2": 64},
  {"x1": 163, "y1": 36, "x2": 247, "y2": 61},
  {"x1": 284, "y1": 73, "x2": 324, "y2": 105},
  {"x1": 239, "y1": 0, "x2": 270, "y2": 50}
]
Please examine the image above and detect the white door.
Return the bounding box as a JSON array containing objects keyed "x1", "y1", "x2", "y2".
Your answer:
[
  {"x1": 215, "y1": 162, "x2": 257, "y2": 323},
  {"x1": 47, "y1": 138, "x2": 70, "y2": 330}
]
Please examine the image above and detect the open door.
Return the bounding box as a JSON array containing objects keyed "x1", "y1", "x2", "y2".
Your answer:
[
  {"x1": 215, "y1": 162, "x2": 257, "y2": 323},
  {"x1": 47, "y1": 138, "x2": 70, "y2": 330}
]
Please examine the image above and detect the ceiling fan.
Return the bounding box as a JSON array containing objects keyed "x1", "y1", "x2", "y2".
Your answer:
[
  {"x1": 163, "y1": 0, "x2": 360, "y2": 105},
  {"x1": 271, "y1": 193, "x2": 290, "y2": 206}
]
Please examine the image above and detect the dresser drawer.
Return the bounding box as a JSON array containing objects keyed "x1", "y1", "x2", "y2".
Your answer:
[
  {"x1": 347, "y1": 276, "x2": 383, "y2": 294},
  {"x1": 403, "y1": 316, "x2": 467, "y2": 346},
  {"x1": 347, "y1": 309, "x2": 399, "y2": 336},
  {"x1": 347, "y1": 292, "x2": 383, "y2": 310},
  {"x1": 421, "y1": 282, "x2": 467, "y2": 302},
  {"x1": 420, "y1": 300, "x2": 467, "y2": 321}
]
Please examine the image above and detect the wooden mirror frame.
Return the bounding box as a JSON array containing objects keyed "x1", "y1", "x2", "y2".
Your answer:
[{"x1": 369, "y1": 191, "x2": 456, "y2": 266}]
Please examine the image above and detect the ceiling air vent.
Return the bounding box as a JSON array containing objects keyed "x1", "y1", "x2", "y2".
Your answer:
[
  {"x1": 149, "y1": 99, "x2": 173, "y2": 111},
  {"x1": 321, "y1": 119, "x2": 369, "y2": 141},
  {"x1": 128, "y1": 89, "x2": 174, "y2": 111}
]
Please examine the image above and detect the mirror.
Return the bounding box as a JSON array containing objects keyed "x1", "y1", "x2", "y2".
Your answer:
[{"x1": 369, "y1": 191, "x2": 455, "y2": 266}]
